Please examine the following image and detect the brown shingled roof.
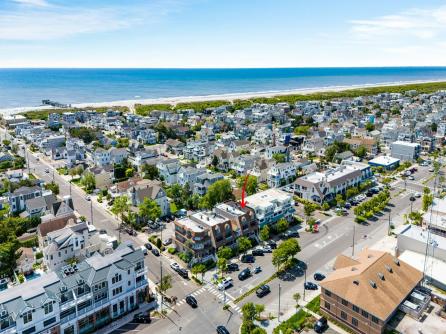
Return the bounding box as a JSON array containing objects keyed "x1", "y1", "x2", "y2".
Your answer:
[{"x1": 321, "y1": 249, "x2": 423, "y2": 321}]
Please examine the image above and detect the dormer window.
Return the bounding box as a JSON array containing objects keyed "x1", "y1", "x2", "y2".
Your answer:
[{"x1": 23, "y1": 310, "x2": 33, "y2": 324}]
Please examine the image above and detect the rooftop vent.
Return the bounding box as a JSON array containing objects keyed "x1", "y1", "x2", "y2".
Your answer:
[
  {"x1": 369, "y1": 280, "x2": 377, "y2": 289},
  {"x1": 351, "y1": 267, "x2": 358, "y2": 271},
  {"x1": 378, "y1": 273, "x2": 385, "y2": 281},
  {"x1": 353, "y1": 280, "x2": 359, "y2": 285},
  {"x1": 393, "y1": 258, "x2": 400, "y2": 266},
  {"x1": 385, "y1": 265, "x2": 393, "y2": 273}
]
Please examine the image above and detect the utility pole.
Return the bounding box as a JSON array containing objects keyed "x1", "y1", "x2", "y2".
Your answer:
[
  {"x1": 278, "y1": 284, "x2": 281, "y2": 323},
  {"x1": 90, "y1": 200, "x2": 93, "y2": 225},
  {"x1": 303, "y1": 266, "x2": 307, "y2": 301},
  {"x1": 352, "y1": 221, "x2": 356, "y2": 256},
  {"x1": 388, "y1": 208, "x2": 392, "y2": 236}
]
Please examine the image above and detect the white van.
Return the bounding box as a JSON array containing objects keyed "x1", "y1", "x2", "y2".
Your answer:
[{"x1": 140, "y1": 246, "x2": 148, "y2": 256}]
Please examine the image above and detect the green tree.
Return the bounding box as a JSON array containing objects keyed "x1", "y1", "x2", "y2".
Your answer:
[
  {"x1": 191, "y1": 263, "x2": 207, "y2": 281},
  {"x1": 237, "y1": 236, "x2": 252, "y2": 255},
  {"x1": 276, "y1": 218, "x2": 289, "y2": 234},
  {"x1": 335, "y1": 194, "x2": 345, "y2": 207},
  {"x1": 142, "y1": 164, "x2": 159, "y2": 180},
  {"x1": 259, "y1": 225, "x2": 270, "y2": 242},
  {"x1": 2, "y1": 139, "x2": 11, "y2": 146},
  {"x1": 304, "y1": 203, "x2": 315, "y2": 224},
  {"x1": 45, "y1": 181, "x2": 59, "y2": 195},
  {"x1": 158, "y1": 274, "x2": 173, "y2": 297},
  {"x1": 272, "y1": 153, "x2": 287, "y2": 163},
  {"x1": 422, "y1": 192, "x2": 434, "y2": 212},
  {"x1": 241, "y1": 302, "x2": 257, "y2": 326},
  {"x1": 217, "y1": 258, "x2": 227, "y2": 277},
  {"x1": 111, "y1": 196, "x2": 130, "y2": 238},
  {"x1": 81, "y1": 172, "x2": 96, "y2": 192},
  {"x1": 365, "y1": 122, "x2": 375, "y2": 132},
  {"x1": 217, "y1": 246, "x2": 233, "y2": 260},
  {"x1": 255, "y1": 304, "x2": 265, "y2": 320},
  {"x1": 200, "y1": 179, "x2": 234, "y2": 209},
  {"x1": 125, "y1": 168, "x2": 134, "y2": 178},
  {"x1": 272, "y1": 238, "x2": 301, "y2": 271},
  {"x1": 138, "y1": 198, "x2": 162, "y2": 223},
  {"x1": 237, "y1": 175, "x2": 258, "y2": 196},
  {"x1": 211, "y1": 155, "x2": 219, "y2": 168},
  {"x1": 0, "y1": 241, "x2": 21, "y2": 278},
  {"x1": 355, "y1": 145, "x2": 367, "y2": 159},
  {"x1": 293, "y1": 292, "x2": 301, "y2": 314}
]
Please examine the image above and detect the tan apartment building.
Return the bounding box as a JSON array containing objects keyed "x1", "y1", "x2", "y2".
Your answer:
[
  {"x1": 173, "y1": 202, "x2": 258, "y2": 264},
  {"x1": 320, "y1": 249, "x2": 423, "y2": 334}
]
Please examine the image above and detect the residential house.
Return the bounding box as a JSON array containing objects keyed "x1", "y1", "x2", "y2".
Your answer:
[
  {"x1": 165, "y1": 139, "x2": 185, "y2": 156},
  {"x1": 128, "y1": 181, "x2": 170, "y2": 217},
  {"x1": 390, "y1": 141, "x2": 421, "y2": 162},
  {"x1": 177, "y1": 166, "x2": 207, "y2": 188},
  {"x1": 9, "y1": 186, "x2": 43, "y2": 213},
  {"x1": 267, "y1": 162, "x2": 297, "y2": 188},
  {"x1": 193, "y1": 173, "x2": 224, "y2": 196},
  {"x1": 156, "y1": 159, "x2": 181, "y2": 185}
]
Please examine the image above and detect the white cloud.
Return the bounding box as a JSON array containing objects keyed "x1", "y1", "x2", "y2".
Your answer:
[
  {"x1": 12, "y1": 0, "x2": 49, "y2": 6},
  {"x1": 0, "y1": 0, "x2": 185, "y2": 40},
  {"x1": 350, "y1": 6, "x2": 446, "y2": 40}
]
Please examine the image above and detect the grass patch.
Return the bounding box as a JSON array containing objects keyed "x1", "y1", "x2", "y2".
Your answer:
[
  {"x1": 305, "y1": 295, "x2": 320, "y2": 314},
  {"x1": 234, "y1": 272, "x2": 278, "y2": 304},
  {"x1": 273, "y1": 309, "x2": 314, "y2": 334}
]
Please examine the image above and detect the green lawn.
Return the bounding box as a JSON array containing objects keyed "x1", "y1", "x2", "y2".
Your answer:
[
  {"x1": 306, "y1": 295, "x2": 320, "y2": 314},
  {"x1": 273, "y1": 309, "x2": 313, "y2": 334}
]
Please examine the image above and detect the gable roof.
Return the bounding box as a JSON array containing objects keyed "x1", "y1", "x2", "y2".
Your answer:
[{"x1": 321, "y1": 249, "x2": 423, "y2": 321}]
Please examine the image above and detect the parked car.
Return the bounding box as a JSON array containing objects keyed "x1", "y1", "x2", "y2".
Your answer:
[
  {"x1": 414, "y1": 192, "x2": 421, "y2": 198},
  {"x1": 170, "y1": 262, "x2": 180, "y2": 271},
  {"x1": 162, "y1": 238, "x2": 172, "y2": 246},
  {"x1": 314, "y1": 272, "x2": 326, "y2": 281},
  {"x1": 216, "y1": 325, "x2": 230, "y2": 334},
  {"x1": 45, "y1": 167, "x2": 49, "y2": 173},
  {"x1": 251, "y1": 249, "x2": 264, "y2": 256},
  {"x1": 366, "y1": 190, "x2": 374, "y2": 197},
  {"x1": 133, "y1": 312, "x2": 151, "y2": 324},
  {"x1": 177, "y1": 268, "x2": 189, "y2": 279},
  {"x1": 253, "y1": 266, "x2": 262, "y2": 274},
  {"x1": 256, "y1": 284, "x2": 271, "y2": 298},
  {"x1": 140, "y1": 246, "x2": 148, "y2": 256},
  {"x1": 227, "y1": 263, "x2": 239, "y2": 272},
  {"x1": 314, "y1": 317, "x2": 328, "y2": 333},
  {"x1": 240, "y1": 254, "x2": 255, "y2": 263},
  {"x1": 267, "y1": 241, "x2": 277, "y2": 249},
  {"x1": 127, "y1": 229, "x2": 137, "y2": 236},
  {"x1": 408, "y1": 175, "x2": 415, "y2": 180},
  {"x1": 151, "y1": 248, "x2": 160, "y2": 256},
  {"x1": 260, "y1": 245, "x2": 272, "y2": 253},
  {"x1": 283, "y1": 230, "x2": 299, "y2": 239},
  {"x1": 186, "y1": 295, "x2": 198, "y2": 308},
  {"x1": 217, "y1": 278, "x2": 233, "y2": 290},
  {"x1": 99, "y1": 229, "x2": 107, "y2": 234},
  {"x1": 304, "y1": 282, "x2": 318, "y2": 290},
  {"x1": 238, "y1": 268, "x2": 251, "y2": 281},
  {"x1": 144, "y1": 242, "x2": 152, "y2": 250},
  {"x1": 344, "y1": 202, "x2": 351, "y2": 209},
  {"x1": 85, "y1": 195, "x2": 91, "y2": 201}
]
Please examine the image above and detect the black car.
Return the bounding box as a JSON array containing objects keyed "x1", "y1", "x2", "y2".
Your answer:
[
  {"x1": 185, "y1": 295, "x2": 198, "y2": 308},
  {"x1": 151, "y1": 248, "x2": 160, "y2": 256},
  {"x1": 178, "y1": 268, "x2": 189, "y2": 279},
  {"x1": 251, "y1": 249, "x2": 264, "y2": 256},
  {"x1": 216, "y1": 325, "x2": 230, "y2": 334},
  {"x1": 240, "y1": 255, "x2": 255, "y2": 263},
  {"x1": 283, "y1": 230, "x2": 299, "y2": 239},
  {"x1": 238, "y1": 268, "x2": 251, "y2": 281},
  {"x1": 314, "y1": 317, "x2": 328, "y2": 333},
  {"x1": 267, "y1": 241, "x2": 277, "y2": 249},
  {"x1": 314, "y1": 273, "x2": 326, "y2": 281},
  {"x1": 255, "y1": 284, "x2": 271, "y2": 298},
  {"x1": 366, "y1": 190, "x2": 374, "y2": 197},
  {"x1": 344, "y1": 202, "x2": 351, "y2": 209},
  {"x1": 227, "y1": 263, "x2": 239, "y2": 272},
  {"x1": 304, "y1": 282, "x2": 318, "y2": 290},
  {"x1": 144, "y1": 243, "x2": 152, "y2": 250},
  {"x1": 133, "y1": 312, "x2": 151, "y2": 324}
]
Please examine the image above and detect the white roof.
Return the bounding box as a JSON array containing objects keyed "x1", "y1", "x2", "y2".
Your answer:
[
  {"x1": 369, "y1": 156, "x2": 400, "y2": 166},
  {"x1": 246, "y1": 188, "x2": 291, "y2": 208},
  {"x1": 190, "y1": 211, "x2": 227, "y2": 227},
  {"x1": 392, "y1": 141, "x2": 420, "y2": 147},
  {"x1": 177, "y1": 217, "x2": 206, "y2": 232},
  {"x1": 397, "y1": 224, "x2": 446, "y2": 252},
  {"x1": 399, "y1": 250, "x2": 446, "y2": 285}
]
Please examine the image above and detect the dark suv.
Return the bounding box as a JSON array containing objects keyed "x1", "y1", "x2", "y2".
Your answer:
[
  {"x1": 238, "y1": 268, "x2": 251, "y2": 281},
  {"x1": 255, "y1": 284, "x2": 270, "y2": 298},
  {"x1": 314, "y1": 317, "x2": 328, "y2": 333}
]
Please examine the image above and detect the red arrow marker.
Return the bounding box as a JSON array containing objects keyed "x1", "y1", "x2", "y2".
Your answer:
[{"x1": 241, "y1": 173, "x2": 249, "y2": 208}]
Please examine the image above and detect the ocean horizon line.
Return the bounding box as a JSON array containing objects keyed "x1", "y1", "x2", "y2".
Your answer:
[{"x1": 2, "y1": 78, "x2": 446, "y2": 116}]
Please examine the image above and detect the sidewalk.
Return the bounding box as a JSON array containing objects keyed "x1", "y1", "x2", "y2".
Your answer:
[{"x1": 95, "y1": 300, "x2": 157, "y2": 334}]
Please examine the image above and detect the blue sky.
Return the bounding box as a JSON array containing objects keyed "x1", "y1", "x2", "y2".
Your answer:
[{"x1": 1, "y1": 0, "x2": 446, "y2": 67}]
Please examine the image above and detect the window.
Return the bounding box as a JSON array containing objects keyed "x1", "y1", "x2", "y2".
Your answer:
[
  {"x1": 352, "y1": 317, "x2": 358, "y2": 327},
  {"x1": 325, "y1": 290, "x2": 331, "y2": 297},
  {"x1": 63, "y1": 325, "x2": 75, "y2": 334},
  {"x1": 372, "y1": 316, "x2": 379, "y2": 324},
  {"x1": 361, "y1": 310, "x2": 368, "y2": 318},
  {"x1": 43, "y1": 317, "x2": 56, "y2": 327},
  {"x1": 324, "y1": 302, "x2": 330, "y2": 310},
  {"x1": 128, "y1": 281, "x2": 131, "y2": 286},
  {"x1": 44, "y1": 302, "x2": 53, "y2": 314},
  {"x1": 23, "y1": 326, "x2": 35, "y2": 334},
  {"x1": 353, "y1": 305, "x2": 359, "y2": 313},
  {"x1": 340, "y1": 311, "x2": 347, "y2": 320},
  {"x1": 23, "y1": 311, "x2": 33, "y2": 324},
  {"x1": 341, "y1": 299, "x2": 348, "y2": 306}
]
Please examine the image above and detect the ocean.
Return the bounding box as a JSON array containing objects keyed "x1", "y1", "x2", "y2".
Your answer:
[{"x1": 1, "y1": 67, "x2": 446, "y2": 109}]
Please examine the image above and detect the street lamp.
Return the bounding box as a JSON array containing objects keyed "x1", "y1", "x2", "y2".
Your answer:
[
  {"x1": 278, "y1": 283, "x2": 281, "y2": 322},
  {"x1": 388, "y1": 208, "x2": 392, "y2": 236},
  {"x1": 409, "y1": 196, "x2": 416, "y2": 213},
  {"x1": 303, "y1": 263, "x2": 307, "y2": 302}
]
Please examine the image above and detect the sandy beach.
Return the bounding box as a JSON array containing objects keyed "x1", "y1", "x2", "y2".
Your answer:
[{"x1": 1, "y1": 79, "x2": 445, "y2": 115}]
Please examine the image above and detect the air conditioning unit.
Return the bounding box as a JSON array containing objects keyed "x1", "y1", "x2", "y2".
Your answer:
[
  {"x1": 60, "y1": 286, "x2": 67, "y2": 292},
  {"x1": 0, "y1": 310, "x2": 7, "y2": 317},
  {"x1": 78, "y1": 279, "x2": 84, "y2": 285}
]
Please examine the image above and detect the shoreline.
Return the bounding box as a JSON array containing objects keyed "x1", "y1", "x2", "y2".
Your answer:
[{"x1": 2, "y1": 78, "x2": 446, "y2": 115}]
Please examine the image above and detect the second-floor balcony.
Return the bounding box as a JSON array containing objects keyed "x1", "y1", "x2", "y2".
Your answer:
[{"x1": 136, "y1": 278, "x2": 148, "y2": 288}]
